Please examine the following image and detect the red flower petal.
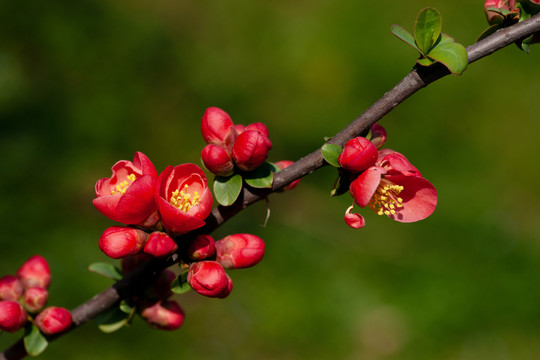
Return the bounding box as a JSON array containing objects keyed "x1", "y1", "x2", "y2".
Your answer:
[
  {"x1": 384, "y1": 174, "x2": 437, "y2": 223},
  {"x1": 344, "y1": 206, "x2": 366, "y2": 229},
  {"x1": 349, "y1": 166, "x2": 385, "y2": 207},
  {"x1": 378, "y1": 150, "x2": 422, "y2": 177}
]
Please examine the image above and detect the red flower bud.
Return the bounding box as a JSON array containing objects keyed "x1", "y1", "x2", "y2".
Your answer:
[
  {"x1": 484, "y1": 0, "x2": 518, "y2": 25},
  {"x1": 0, "y1": 301, "x2": 27, "y2": 332},
  {"x1": 187, "y1": 234, "x2": 216, "y2": 260},
  {"x1": 17, "y1": 255, "x2": 51, "y2": 289},
  {"x1": 216, "y1": 274, "x2": 233, "y2": 299},
  {"x1": 246, "y1": 123, "x2": 272, "y2": 149},
  {"x1": 369, "y1": 124, "x2": 387, "y2": 149},
  {"x1": 201, "y1": 107, "x2": 235, "y2": 145},
  {"x1": 201, "y1": 144, "x2": 234, "y2": 176},
  {"x1": 231, "y1": 130, "x2": 272, "y2": 171},
  {"x1": 99, "y1": 226, "x2": 149, "y2": 259},
  {"x1": 274, "y1": 160, "x2": 301, "y2": 191},
  {"x1": 141, "y1": 300, "x2": 185, "y2": 331},
  {"x1": 23, "y1": 287, "x2": 49, "y2": 313},
  {"x1": 337, "y1": 137, "x2": 378, "y2": 172},
  {"x1": 35, "y1": 306, "x2": 72, "y2": 335},
  {"x1": 93, "y1": 151, "x2": 159, "y2": 226},
  {"x1": 187, "y1": 261, "x2": 229, "y2": 298},
  {"x1": 143, "y1": 232, "x2": 178, "y2": 258},
  {"x1": 234, "y1": 124, "x2": 246, "y2": 135},
  {"x1": 215, "y1": 234, "x2": 265, "y2": 269},
  {"x1": 155, "y1": 164, "x2": 213, "y2": 235},
  {"x1": 145, "y1": 270, "x2": 176, "y2": 300},
  {"x1": 0, "y1": 275, "x2": 24, "y2": 301}
]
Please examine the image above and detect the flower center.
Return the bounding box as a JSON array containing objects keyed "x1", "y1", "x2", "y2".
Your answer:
[
  {"x1": 111, "y1": 174, "x2": 137, "y2": 195},
  {"x1": 368, "y1": 180, "x2": 404, "y2": 216},
  {"x1": 170, "y1": 184, "x2": 200, "y2": 213}
]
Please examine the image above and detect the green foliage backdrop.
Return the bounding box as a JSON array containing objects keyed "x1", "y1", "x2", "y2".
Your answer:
[{"x1": 1, "y1": 0, "x2": 539, "y2": 359}]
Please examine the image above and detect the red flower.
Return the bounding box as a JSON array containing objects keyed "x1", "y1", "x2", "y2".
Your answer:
[
  {"x1": 337, "y1": 137, "x2": 378, "y2": 172},
  {"x1": 231, "y1": 130, "x2": 272, "y2": 171},
  {"x1": 140, "y1": 300, "x2": 185, "y2": 331},
  {"x1": 274, "y1": 160, "x2": 301, "y2": 191},
  {"x1": 201, "y1": 144, "x2": 234, "y2": 176},
  {"x1": 0, "y1": 301, "x2": 27, "y2": 333},
  {"x1": 346, "y1": 150, "x2": 437, "y2": 228},
  {"x1": 187, "y1": 261, "x2": 230, "y2": 298},
  {"x1": 93, "y1": 152, "x2": 159, "y2": 226},
  {"x1": 0, "y1": 275, "x2": 24, "y2": 301},
  {"x1": 143, "y1": 232, "x2": 178, "y2": 258},
  {"x1": 201, "y1": 107, "x2": 236, "y2": 146},
  {"x1": 17, "y1": 255, "x2": 51, "y2": 289},
  {"x1": 187, "y1": 234, "x2": 216, "y2": 260},
  {"x1": 23, "y1": 287, "x2": 48, "y2": 313},
  {"x1": 98, "y1": 226, "x2": 149, "y2": 259},
  {"x1": 155, "y1": 164, "x2": 213, "y2": 235},
  {"x1": 215, "y1": 234, "x2": 265, "y2": 270}
]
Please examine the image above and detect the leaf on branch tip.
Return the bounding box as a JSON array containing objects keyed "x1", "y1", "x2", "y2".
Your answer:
[
  {"x1": 391, "y1": 24, "x2": 420, "y2": 52},
  {"x1": 24, "y1": 325, "x2": 48, "y2": 357},
  {"x1": 321, "y1": 144, "x2": 342, "y2": 168},
  {"x1": 414, "y1": 7, "x2": 442, "y2": 55},
  {"x1": 95, "y1": 306, "x2": 132, "y2": 333},
  {"x1": 426, "y1": 33, "x2": 468, "y2": 75},
  {"x1": 171, "y1": 271, "x2": 191, "y2": 294},
  {"x1": 214, "y1": 174, "x2": 243, "y2": 206},
  {"x1": 88, "y1": 262, "x2": 123, "y2": 281}
]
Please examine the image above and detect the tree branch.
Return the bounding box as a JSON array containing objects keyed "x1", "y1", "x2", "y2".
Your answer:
[{"x1": 2, "y1": 12, "x2": 539, "y2": 360}]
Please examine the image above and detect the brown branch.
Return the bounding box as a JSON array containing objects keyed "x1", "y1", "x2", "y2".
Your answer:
[{"x1": 2, "y1": 12, "x2": 540, "y2": 360}]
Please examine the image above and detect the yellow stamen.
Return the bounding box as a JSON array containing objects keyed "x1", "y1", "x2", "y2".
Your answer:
[
  {"x1": 367, "y1": 181, "x2": 404, "y2": 216},
  {"x1": 111, "y1": 174, "x2": 138, "y2": 195},
  {"x1": 170, "y1": 184, "x2": 200, "y2": 213}
]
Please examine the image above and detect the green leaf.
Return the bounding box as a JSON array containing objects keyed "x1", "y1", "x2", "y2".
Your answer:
[
  {"x1": 391, "y1": 24, "x2": 420, "y2": 52},
  {"x1": 414, "y1": 7, "x2": 442, "y2": 55},
  {"x1": 416, "y1": 57, "x2": 435, "y2": 66},
  {"x1": 244, "y1": 162, "x2": 275, "y2": 189},
  {"x1": 24, "y1": 325, "x2": 48, "y2": 357},
  {"x1": 119, "y1": 300, "x2": 134, "y2": 314},
  {"x1": 321, "y1": 144, "x2": 342, "y2": 168},
  {"x1": 214, "y1": 174, "x2": 243, "y2": 206},
  {"x1": 95, "y1": 305, "x2": 131, "y2": 333},
  {"x1": 427, "y1": 33, "x2": 468, "y2": 75},
  {"x1": 477, "y1": 24, "x2": 502, "y2": 41},
  {"x1": 171, "y1": 271, "x2": 191, "y2": 294},
  {"x1": 88, "y1": 262, "x2": 123, "y2": 281}
]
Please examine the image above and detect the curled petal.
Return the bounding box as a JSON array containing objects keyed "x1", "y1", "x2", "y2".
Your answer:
[
  {"x1": 344, "y1": 206, "x2": 366, "y2": 229},
  {"x1": 385, "y1": 174, "x2": 438, "y2": 223},
  {"x1": 349, "y1": 166, "x2": 385, "y2": 207},
  {"x1": 378, "y1": 150, "x2": 422, "y2": 177}
]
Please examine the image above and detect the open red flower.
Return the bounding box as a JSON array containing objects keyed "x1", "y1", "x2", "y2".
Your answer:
[
  {"x1": 155, "y1": 164, "x2": 213, "y2": 234},
  {"x1": 93, "y1": 152, "x2": 159, "y2": 226},
  {"x1": 346, "y1": 150, "x2": 437, "y2": 228}
]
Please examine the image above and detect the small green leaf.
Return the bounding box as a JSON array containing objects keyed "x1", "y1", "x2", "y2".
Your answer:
[
  {"x1": 477, "y1": 24, "x2": 502, "y2": 41},
  {"x1": 391, "y1": 24, "x2": 420, "y2": 52},
  {"x1": 427, "y1": 34, "x2": 468, "y2": 75},
  {"x1": 95, "y1": 306, "x2": 131, "y2": 333},
  {"x1": 244, "y1": 162, "x2": 275, "y2": 189},
  {"x1": 24, "y1": 325, "x2": 48, "y2": 357},
  {"x1": 414, "y1": 7, "x2": 442, "y2": 55},
  {"x1": 171, "y1": 272, "x2": 191, "y2": 294},
  {"x1": 416, "y1": 57, "x2": 435, "y2": 66},
  {"x1": 214, "y1": 174, "x2": 243, "y2": 206},
  {"x1": 119, "y1": 300, "x2": 134, "y2": 314},
  {"x1": 321, "y1": 144, "x2": 342, "y2": 168},
  {"x1": 88, "y1": 262, "x2": 123, "y2": 281}
]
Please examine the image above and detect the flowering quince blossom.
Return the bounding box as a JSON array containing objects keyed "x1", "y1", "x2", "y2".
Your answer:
[
  {"x1": 140, "y1": 300, "x2": 185, "y2": 331},
  {"x1": 155, "y1": 163, "x2": 213, "y2": 235},
  {"x1": 345, "y1": 149, "x2": 438, "y2": 229},
  {"x1": 484, "y1": 0, "x2": 519, "y2": 25},
  {"x1": 93, "y1": 151, "x2": 159, "y2": 227}
]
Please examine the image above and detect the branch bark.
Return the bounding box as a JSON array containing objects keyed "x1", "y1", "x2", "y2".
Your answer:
[{"x1": 2, "y1": 12, "x2": 540, "y2": 360}]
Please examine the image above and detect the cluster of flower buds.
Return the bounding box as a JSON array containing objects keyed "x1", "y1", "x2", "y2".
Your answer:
[
  {"x1": 0, "y1": 256, "x2": 72, "y2": 336},
  {"x1": 482, "y1": 1, "x2": 540, "y2": 46},
  {"x1": 200, "y1": 107, "x2": 273, "y2": 175},
  {"x1": 324, "y1": 124, "x2": 437, "y2": 229},
  {"x1": 120, "y1": 255, "x2": 185, "y2": 331},
  {"x1": 484, "y1": 0, "x2": 520, "y2": 25},
  {"x1": 185, "y1": 233, "x2": 265, "y2": 298}
]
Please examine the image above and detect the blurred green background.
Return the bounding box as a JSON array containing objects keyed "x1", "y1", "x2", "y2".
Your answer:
[{"x1": 1, "y1": 0, "x2": 539, "y2": 359}]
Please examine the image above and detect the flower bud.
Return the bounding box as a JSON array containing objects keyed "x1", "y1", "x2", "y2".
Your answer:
[
  {"x1": 231, "y1": 130, "x2": 272, "y2": 171},
  {"x1": 99, "y1": 226, "x2": 149, "y2": 259},
  {"x1": 215, "y1": 234, "x2": 265, "y2": 269},
  {"x1": 201, "y1": 144, "x2": 234, "y2": 176},
  {"x1": 187, "y1": 234, "x2": 216, "y2": 260},
  {"x1": 0, "y1": 275, "x2": 24, "y2": 301},
  {"x1": 274, "y1": 160, "x2": 301, "y2": 191},
  {"x1": 234, "y1": 124, "x2": 246, "y2": 135},
  {"x1": 246, "y1": 123, "x2": 272, "y2": 148},
  {"x1": 201, "y1": 107, "x2": 235, "y2": 145},
  {"x1": 141, "y1": 300, "x2": 185, "y2": 330},
  {"x1": 369, "y1": 123, "x2": 387, "y2": 149},
  {"x1": 216, "y1": 274, "x2": 233, "y2": 299},
  {"x1": 23, "y1": 287, "x2": 49, "y2": 313},
  {"x1": 143, "y1": 232, "x2": 178, "y2": 258},
  {"x1": 187, "y1": 261, "x2": 229, "y2": 298},
  {"x1": 17, "y1": 255, "x2": 51, "y2": 289},
  {"x1": 35, "y1": 306, "x2": 72, "y2": 335},
  {"x1": 337, "y1": 137, "x2": 378, "y2": 172},
  {"x1": 0, "y1": 301, "x2": 27, "y2": 332},
  {"x1": 484, "y1": 0, "x2": 518, "y2": 25},
  {"x1": 145, "y1": 270, "x2": 176, "y2": 300}
]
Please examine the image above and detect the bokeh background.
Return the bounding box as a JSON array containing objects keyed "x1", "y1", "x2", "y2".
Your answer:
[{"x1": 1, "y1": 0, "x2": 539, "y2": 359}]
